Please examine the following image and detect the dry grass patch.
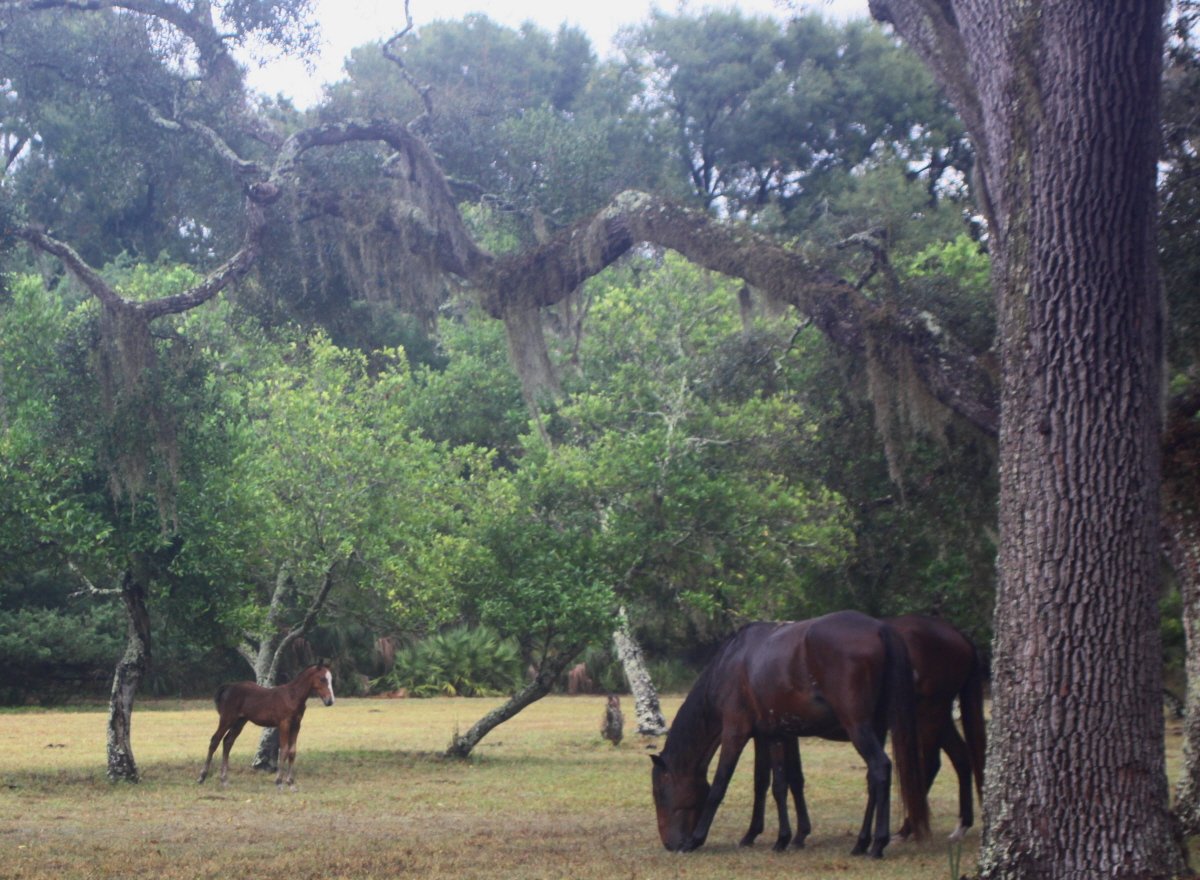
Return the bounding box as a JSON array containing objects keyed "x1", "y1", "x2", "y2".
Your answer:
[{"x1": 1, "y1": 695, "x2": 1176, "y2": 879}]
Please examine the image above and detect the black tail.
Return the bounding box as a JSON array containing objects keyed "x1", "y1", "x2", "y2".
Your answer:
[
  {"x1": 959, "y1": 644, "x2": 987, "y2": 802},
  {"x1": 880, "y1": 622, "x2": 930, "y2": 841}
]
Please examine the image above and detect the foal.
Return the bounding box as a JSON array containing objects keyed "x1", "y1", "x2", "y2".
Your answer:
[{"x1": 197, "y1": 662, "x2": 335, "y2": 791}]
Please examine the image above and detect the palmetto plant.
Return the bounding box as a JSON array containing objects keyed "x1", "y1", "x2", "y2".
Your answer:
[{"x1": 373, "y1": 625, "x2": 525, "y2": 697}]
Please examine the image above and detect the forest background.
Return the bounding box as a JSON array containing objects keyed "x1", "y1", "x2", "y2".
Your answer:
[{"x1": 0, "y1": 0, "x2": 1198, "y2": 831}]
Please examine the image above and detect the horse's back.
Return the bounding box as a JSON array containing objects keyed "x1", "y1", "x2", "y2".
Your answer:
[
  {"x1": 884, "y1": 614, "x2": 975, "y2": 700},
  {"x1": 729, "y1": 612, "x2": 887, "y2": 737},
  {"x1": 214, "y1": 680, "x2": 277, "y2": 721}
]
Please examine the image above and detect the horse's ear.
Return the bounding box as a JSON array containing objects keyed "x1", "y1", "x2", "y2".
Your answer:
[{"x1": 650, "y1": 753, "x2": 665, "y2": 769}]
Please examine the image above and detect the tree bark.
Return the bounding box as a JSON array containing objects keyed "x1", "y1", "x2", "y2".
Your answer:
[
  {"x1": 870, "y1": 1, "x2": 1186, "y2": 877},
  {"x1": 613, "y1": 607, "x2": 668, "y2": 736},
  {"x1": 443, "y1": 652, "x2": 577, "y2": 759},
  {"x1": 106, "y1": 568, "x2": 152, "y2": 783}
]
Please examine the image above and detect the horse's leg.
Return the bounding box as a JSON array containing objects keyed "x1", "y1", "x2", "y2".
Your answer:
[
  {"x1": 768, "y1": 738, "x2": 793, "y2": 851},
  {"x1": 938, "y1": 718, "x2": 973, "y2": 840},
  {"x1": 739, "y1": 736, "x2": 770, "y2": 847},
  {"x1": 683, "y1": 731, "x2": 750, "y2": 852},
  {"x1": 198, "y1": 717, "x2": 232, "y2": 784},
  {"x1": 283, "y1": 716, "x2": 302, "y2": 791},
  {"x1": 785, "y1": 737, "x2": 811, "y2": 849},
  {"x1": 847, "y1": 721, "x2": 892, "y2": 859},
  {"x1": 219, "y1": 718, "x2": 248, "y2": 787},
  {"x1": 274, "y1": 719, "x2": 291, "y2": 791}
]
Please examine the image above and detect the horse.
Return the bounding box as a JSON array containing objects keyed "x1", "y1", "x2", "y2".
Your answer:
[
  {"x1": 739, "y1": 613, "x2": 986, "y2": 850},
  {"x1": 650, "y1": 611, "x2": 929, "y2": 857},
  {"x1": 197, "y1": 661, "x2": 335, "y2": 791}
]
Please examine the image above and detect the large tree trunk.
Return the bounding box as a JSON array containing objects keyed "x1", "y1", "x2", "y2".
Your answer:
[
  {"x1": 613, "y1": 607, "x2": 668, "y2": 736},
  {"x1": 1165, "y1": 387, "x2": 1200, "y2": 832},
  {"x1": 443, "y1": 652, "x2": 576, "y2": 759},
  {"x1": 106, "y1": 569, "x2": 152, "y2": 783},
  {"x1": 871, "y1": 1, "x2": 1184, "y2": 877}
]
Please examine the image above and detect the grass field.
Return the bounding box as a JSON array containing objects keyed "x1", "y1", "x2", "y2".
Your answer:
[{"x1": 0, "y1": 695, "x2": 1184, "y2": 879}]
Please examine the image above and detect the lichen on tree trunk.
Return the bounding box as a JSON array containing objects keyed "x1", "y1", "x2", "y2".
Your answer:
[
  {"x1": 613, "y1": 607, "x2": 667, "y2": 736},
  {"x1": 107, "y1": 569, "x2": 152, "y2": 783},
  {"x1": 443, "y1": 653, "x2": 576, "y2": 759},
  {"x1": 1164, "y1": 387, "x2": 1200, "y2": 833}
]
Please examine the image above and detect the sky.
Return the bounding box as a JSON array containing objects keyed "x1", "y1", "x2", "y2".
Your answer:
[{"x1": 242, "y1": 0, "x2": 872, "y2": 108}]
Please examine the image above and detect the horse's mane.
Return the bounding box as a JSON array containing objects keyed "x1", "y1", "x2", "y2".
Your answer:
[{"x1": 662, "y1": 624, "x2": 763, "y2": 763}]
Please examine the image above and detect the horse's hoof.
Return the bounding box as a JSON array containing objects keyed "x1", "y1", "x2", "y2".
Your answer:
[
  {"x1": 948, "y1": 822, "x2": 967, "y2": 842},
  {"x1": 849, "y1": 844, "x2": 868, "y2": 857},
  {"x1": 738, "y1": 836, "x2": 756, "y2": 847},
  {"x1": 772, "y1": 840, "x2": 788, "y2": 853},
  {"x1": 790, "y1": 839, "x2": 806, "y2": 850}
]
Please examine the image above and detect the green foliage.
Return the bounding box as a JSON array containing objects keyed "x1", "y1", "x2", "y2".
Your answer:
[
  {"x1": 621, "y1": 11, "x2": 969, "y2": 219},
  {"x1": 373, "y1": 626, "x2": 525, "y2": 697},
  {"x1": 900, "y1": 234, "x2": 991, "y2": 293}
]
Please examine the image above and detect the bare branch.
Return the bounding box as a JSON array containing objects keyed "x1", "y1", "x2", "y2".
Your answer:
[
  {"x1": 136, "y1": 98, "x2": 266, "y2": 178},
  {"x1": 66, "y1": 560, "x2": 122, "y2": 599},
  {"x1": 381, "y1": 0, "x2": 435, "y2": 122},
  {"x1": 836, "y1": 226, "x2": 900, "y2": 295},
  {"x1": 16, "y1": 226, "x2": 126, "y2": 311},
  {"x1": 868, "y1": 0, "x2": 994, "y2": 227}
]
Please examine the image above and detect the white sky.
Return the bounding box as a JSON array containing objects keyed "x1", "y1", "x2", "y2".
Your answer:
[{"x1": 242, "y1": 0, "x2": 872, "y2": 107}]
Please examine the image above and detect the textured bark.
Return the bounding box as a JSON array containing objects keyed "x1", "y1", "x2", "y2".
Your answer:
[
  {"x1": 871, "y1": 2, "x2": 1185, "y2": 878},
  {"x1": 1165, "y1": 387, "x2": 1200, "y2": 833},
  {"x1": 443, "y1": 653, "x2": 576, "y2": 759},
  {"x1": 613, "y1": 608, "x2": 668, "y2": 737},
  {"x1": 106, "y1": 569, "x2": 152, "y2": 783}
]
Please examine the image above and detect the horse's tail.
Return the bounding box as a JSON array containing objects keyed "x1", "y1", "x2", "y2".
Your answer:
[
  {"x1": 880, "y1": 622, "x2": 930, "y2": 841},
  {"x1": 959, "y1": 641, "x2": 987, "y2": 803},
  {"x1": 213, "y1": 684, "x2": 230, "y2": 710}
]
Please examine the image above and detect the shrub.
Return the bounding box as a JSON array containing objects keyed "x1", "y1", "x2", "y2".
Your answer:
[{"x1": 372, "y1": 625, "x2": 525, "y2": 697}]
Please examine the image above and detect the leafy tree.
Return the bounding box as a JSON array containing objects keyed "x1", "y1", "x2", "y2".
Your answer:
[
  {"x1": 620, "y1": 11, "x2": 970, "y2": 218},
  {"x1": 0, "y1": 266, "x2": 247, "y2": 777}
]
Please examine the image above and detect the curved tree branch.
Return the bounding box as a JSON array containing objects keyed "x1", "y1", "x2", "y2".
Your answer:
[{"x1": 472, "y1": 191, "x2": 1000, "y2": 436}]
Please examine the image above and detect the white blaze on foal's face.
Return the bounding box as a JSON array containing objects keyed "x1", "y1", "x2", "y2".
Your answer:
[{"x1": 323, "y1": 670, "x2": 335, "y2": 705}]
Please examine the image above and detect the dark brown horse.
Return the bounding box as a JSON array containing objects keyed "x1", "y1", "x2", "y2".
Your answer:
[
  {"x1": 650, "y1": 611, "x2": 929, "y2": 857},
  {"x1": 197, "y1": 662, "x2": 335, "y2": 791},
  {"x1": 740, "y1": 614, "x2": 986, "y2": 850}
]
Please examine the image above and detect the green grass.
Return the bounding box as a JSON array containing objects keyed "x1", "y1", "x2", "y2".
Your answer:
[{"x1": 0, "y1": 695, "x2": 1176, "y2": 879}]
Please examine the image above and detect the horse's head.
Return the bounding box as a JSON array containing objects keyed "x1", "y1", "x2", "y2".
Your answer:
[
  {"x1": 310, "y1": 662, "x2": 336, "y2": 707},
  {"x1": 650, "y1": 753, "x2": 710, "y2": 851}
]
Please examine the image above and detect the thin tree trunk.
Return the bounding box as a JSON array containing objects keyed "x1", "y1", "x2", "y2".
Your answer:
[
  {"x1": 1165, "y1": 387, "x2": 1200, "y2": 832},
  {"x1": 444, "y1": 653, "x2": 576, "y2": 759},
  {"x1": 251, "y1": 563, "x2": 335, "y2": 771},
  {"x1": 613, "y1": 607, "x2": 667, "y2": 736},
  {"x1": 106, "y1": 569, "x2": 151, "y2": 783}
]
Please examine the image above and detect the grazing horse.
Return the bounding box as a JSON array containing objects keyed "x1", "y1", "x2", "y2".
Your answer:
[
  {"x1": 740, "y1": 614, "x2": 986, "y2": 849},
  {"x1": 197, "y1": 662, "x2": 335, "y2": 791},
  {"x1": 650, "y1": 611, "x2": 928, "y2": 857}
]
